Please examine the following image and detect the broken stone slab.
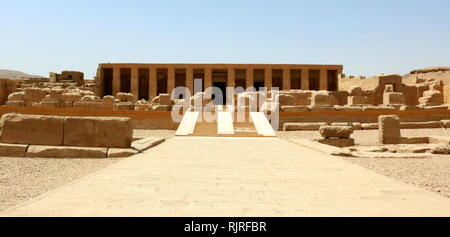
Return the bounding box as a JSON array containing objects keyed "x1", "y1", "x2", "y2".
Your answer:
[
  {"x1": 428, "y1": 136, "x2": 450, "y2": 145},
  {"x1": 131, "y1": 137, "x2": 166, "y2": 152},
  {"x1": 280, "y1": 106, "x2": 310, "y2": 112},
  {"x1": 308, "y1": 106, "x2": 336, "y2": 112},
  {"x1": 317, "y1": 138, "x2": 355, "y2": 148},
  {"x1": 287, "y1": 138, "x2": 354, "y2": 157},
  {"x1": 400, "y1": 137, "x2": 429, "y2": 144},
  {"x1": 107, "y1": 148, "x2": 139, "y2": 158},
  {"x1": 0, "y1": 113, "x2": 64, "y2": 146},
  {"x1": 424, "y1": 105, "x2": 448, "y2": 110},
  {"x1": 335, "y1": 106, "x2": 363, "y2": 112},
  {"x1": 442, "y1": 120, "x2": 450, "y2": 128},
  {"x1": 0, "y1": 143, "x2": 28, "y2": 157},
  {"x1": 319, "y1": 126, "x2": 353, "y2": 139},
  {"x1": 400, "y1": 121, "x2": 442, "y2": 129},
  {"x1": 361, "y1": 123, "x2": 379, "y2": 130},
  {"x1": 362, "y1": 106, "x2": 395, "y2": 111},
  {"x1": 283, "y1": 122, "x2": 327, "y2": 131},
  {"x1": 26, "y1": 145, "x2": 107, "y2": 158},
  {"x1": 63, "y1": 116, "x2": 133, "y2": 148}
]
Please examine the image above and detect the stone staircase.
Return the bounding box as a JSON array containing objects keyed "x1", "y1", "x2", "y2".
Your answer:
[{"x1": 176, "y1": 106, "x2": 276, "y2": 137}]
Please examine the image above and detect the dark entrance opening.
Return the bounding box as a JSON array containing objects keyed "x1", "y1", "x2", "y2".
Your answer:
[
  {"x1": 157, "y1": 68, "x2": 168, "y2": 96},
  {"x1": 212, "y1": 82, "x2": 226, "y2": 105},
  {"x1": 327, "y1": 70, "x2": 338, "y2": 91},
  {"x1": 253, "y1": 81, "x2": 265, "y2": 91},
  {"x1": 103, "y1": 68, "x2": 113, "y2": 96},
  {"x1": 138, "y1": 68, "x2": 149, "y2": 100},
  {"x1": 272, "y1": 69, "x2": 283, "y2": 90},
  {"x1": 120, "y1": 68, "x2": 131, "y2": 93},
  {"x1": 309, "y1": 69, "x2": 320, "y2": 90}
]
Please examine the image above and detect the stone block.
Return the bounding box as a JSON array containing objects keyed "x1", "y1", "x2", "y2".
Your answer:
[
  {"x1": 378, "y1": 115, "x2": 401, "y2": 144},
  {"x1": 63, "y1": 116, "x2": 133, "y2": 148},
  {"x1": 159, "y1": 93, "x2": 171, "y2": 105},
  {"x1": 309, "y1": 106, "x2": 336, "y2": 112},
  {"x1": 107, "y1": 148, "x2": 138, "y2": 158},
  {"x1": 383, "y1": 92, "x2": 405, "y2": 105},
  {"x1": 152, "y1": 105, "x2": 171, "y2": 111},
  {"x1": 131, "y1": 137, "x2": 166, "y2": 152},
  {"x1": 5, "y1": 101, "x2": 25, "y2": 106},
  {"x1": 114, "y1": 102, "x2": 134, "y2": 111},
  {"x1": 276, "y1": 94, "x2": 294, "y2": 106},
  {"x1": 317, "y1": 138, "x2": 355, "y2": 148},
  {"x1": 0, "y1": 113, "x2": 64, "y2": 146},
  {"x1": 361, "y1": 123, "x2": 378, "y2": 130},
  {"x1": 0, "y1": 143, "x2": 28, "y2": 157},
  {"x1": 348, "y1": 96, "x2": 370, "y2": 105},
  {"x1": 26, "y1": 145, "x2": 107, "y2": 158},
  {"x1": 319, "y1": 126, "x2": 353, "y2": 139}
]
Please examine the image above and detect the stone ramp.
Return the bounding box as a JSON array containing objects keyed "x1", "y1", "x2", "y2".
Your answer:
[
  {"x1": 2, "y1": 137, "x2": 450, "y2": 217},
  {"x1": 175, "y1": 111, "x2": 199, "y2": 136},
  {"x1": 250, "y1": 112, "x2": 277, "y2": 137},
  {"x1": 217, "y1": 111, "x2": 234, "y2": 135}
]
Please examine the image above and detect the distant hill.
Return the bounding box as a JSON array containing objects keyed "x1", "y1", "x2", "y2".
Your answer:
[{"x1": 0, "y1": 69, "x2": 43, "y2": 79}]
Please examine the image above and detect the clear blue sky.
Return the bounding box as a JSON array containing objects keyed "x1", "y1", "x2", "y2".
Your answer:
[{"x1": 1, "y1": 0, "x2": 449, "y2": 78}]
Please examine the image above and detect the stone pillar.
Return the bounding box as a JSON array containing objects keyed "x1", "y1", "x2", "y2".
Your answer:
[
  {"x1": 186, "y1": 66, "x2": 194, "y2": 96},
  {"x1": 378, "y1": 115, "x2": 401, "y2": 144},
  {"x1": 283, "y1": 67, "x2": 290, "y2": 90},
  {"x1": 167, "y1": 66, "x2": 175, "y2": 96},
  {"x1": 319, "y1": 69, "x2": 328, "y2": 91},
  {"x1": 112, "y1": 66, "x2": 121, "y2": 96},
  {"x1": 246, "y1": 67, "x2": 253, "y2": 90},
  {"x1": 149, "y1": 67, "x2": 157, "y2": 100},
  {"x1": 228, "y1": 67, "x2": 235, "y2": 88},
  {"x1": 301, "y1": 69, "x2": 309, "y2": 90},
  {"x1": 130, "y1": 66, "x2": 139, "y2": 100},
  {"x1": 204, "y1": 66, "x2": 212, "y2": 92},
  {"x1": 264, "y1": 68, "x2": 272, "y2": 91}
]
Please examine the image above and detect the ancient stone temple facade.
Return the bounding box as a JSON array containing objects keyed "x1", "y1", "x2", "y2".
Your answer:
[{"x1": 96, "y1": 63, "x2": 343, "y2": 100}]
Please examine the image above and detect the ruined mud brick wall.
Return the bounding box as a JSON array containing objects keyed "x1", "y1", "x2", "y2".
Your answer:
[
  {"x1": 0, "y1": 78, "x2": 21, "y2": 105},
  {"x1": 403, "y1": 67, "x2": 450, "y2": 103}
]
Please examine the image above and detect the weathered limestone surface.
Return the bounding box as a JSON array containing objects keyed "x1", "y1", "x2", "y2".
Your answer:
[
  {"x1": 319, "y1": 126, "x2": 353, "y2": 139},
  {"x1": 283, "y1": 122, "x2": 327, "y2": 131},
  {"x1": 0, "y1": 113, "x2": 64, "y2": 146},
  {"x1": 26, "y1": 145, "x2": 107, "y2": 158},
  {"x1": 317, "y1": 138, "x2": 355, "y2": 148},
  {"x1": 107, "y1": 148, "x2": 138, "y2": 158},
  {"x1": 0, "y1": 143, "x2": 28, "y2": 157},
  {"x1": 378, "y1": 115, "x2": 401, "y2": 144},
  {"x1": 383, "y1": 92, "x2": 405, "y2": 105},
  {"x1": 63, "y1": 116, "x2": 133, "y2": 148}
]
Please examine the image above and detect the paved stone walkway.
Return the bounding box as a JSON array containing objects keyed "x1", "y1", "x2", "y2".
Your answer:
[{"x1": 2, "y1": 137, "x2": 450, "y2": 216}]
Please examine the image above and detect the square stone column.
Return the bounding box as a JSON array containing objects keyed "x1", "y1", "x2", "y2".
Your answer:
[
  {"x1": 112, "y1": 66, "x2": 121, "y2": 96},
  {"x1": 264, "y1": 68, "x2": 272, "y2": 91},
  {"x1": 167, "y1": 66, "x2": 175, "y2": 95},
  {"x1": 301, "y1": 69, "x2": 309, "y2": 90},
  {"x1": 283, "y1": 67, "x2": 291, "y2": 90},
  {"x1": 149, "y1": 67, "x2": 157, "y2": 100},
  {"x1": 228, "y1": 67, "x2": 235, "y2": 88},
  {"x1": 319, "y1": 69, "x2": 328, "y2": 91},
  {"x1": 246, "y1": 67, "x2": 253, "y2": 90},
  {"x1": 204, "y1": 67, "x2": 212, "y2": 92},
  {"x1": 186, "y1": 66, "x2": 194, "y2": 97},
  {"x1": 131, "y1": 66, "x2": 139, "y2": 100}
]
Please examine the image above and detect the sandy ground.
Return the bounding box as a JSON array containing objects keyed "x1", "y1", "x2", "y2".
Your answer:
[
  {"x1": 278, "y1": 128, "x2": 450, "y2": 198},
  {"x1": 0, "y1": 129, "x2": 175, "y2": 213},
  {"x1": 0, "y1": 157, "x2": 122, "y2": 212}
]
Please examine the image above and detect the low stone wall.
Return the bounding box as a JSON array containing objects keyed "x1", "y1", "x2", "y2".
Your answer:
[
  {"x1": 0, "y1": 113, "x2": 133, "y2": 148},
  {"x1": 0, "y1": 106, "x2": 177, "y2": 129}
]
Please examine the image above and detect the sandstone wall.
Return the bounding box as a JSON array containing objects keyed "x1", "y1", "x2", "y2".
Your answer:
[{"x1": 0, "y1": 113, "x2": 133, "y2": 148}]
